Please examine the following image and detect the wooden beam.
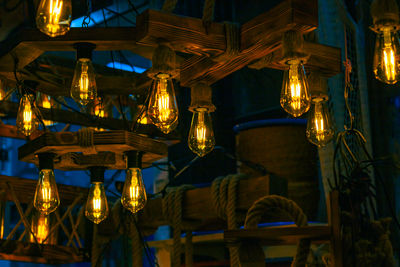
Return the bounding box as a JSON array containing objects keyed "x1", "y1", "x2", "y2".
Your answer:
[
  {"x1": 179, "y1": 0, "x2": 319, "y2": 86},
  {"x1": 250, "y1": 42, "x2": 341, "y2": 77},
  {"x1": 136, "y1": 9, "x2": 226, "y2": 57},
  {"x1": 0, "y1": 240, "x2": 89, "y2": 264},
  {"x1": 0, "y1": 124, "x2": 43, "y2": 140},
  {"x1": 224, "y1": 225, "x2": 331, "y2": 246},
  {"x1": 0, "y1": 101, "x2": 178, "y2": 140},
  {"x1": 18, "y1": 131, "x2": 169, "y2": 170},
  {"x1": 0, "y1": 175, "x2": 88, "y2": 206}
]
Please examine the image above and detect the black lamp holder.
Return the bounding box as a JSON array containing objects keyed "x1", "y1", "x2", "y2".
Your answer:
[
  {"x1": 74, "y1": 42, "x2": 96, "y2": 61},
  {"x1": 89, "y1": 166, "x2": 106, "y2": 183},
  {"x1": 38, "y1": 153, "x2": 55, "y2": 170},
  {"x1": 125, "y1": 151, "x2": 143, "y2": 169}
]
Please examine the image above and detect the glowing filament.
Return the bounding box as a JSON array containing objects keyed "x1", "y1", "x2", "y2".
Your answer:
[
  {"x1": 23, "y1": 101, "x2": 34, "y2": 133},
  {"x1": 92, "y1": 186, "x2": 102, "y2": 219},
  {"x1": 36, "y1": 216, "x2": 49, "y2": 243},
  {"x1": 47, "y1": 0, "x2": 63, "y2": 34},
  {"x1": 79, "y1": 65, "x2": 90, "y2": 101},
  {"x1": 382, "y1": 30, "x2": 397, "y2": 82}
]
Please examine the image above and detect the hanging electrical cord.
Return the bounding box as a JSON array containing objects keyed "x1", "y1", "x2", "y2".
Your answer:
[{"x1": 82, "y1": 0, "x2": 93, "y2": 28}]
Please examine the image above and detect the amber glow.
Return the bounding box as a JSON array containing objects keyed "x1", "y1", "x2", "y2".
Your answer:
[
  {"x1": 382, "y1": 30, "x2": 397, "y2": 82},
  {"x1": 188, "y1": 110, "x2": 215, "y2": 157},
  {"x1": 16, "y1": 94, "x2": 39, "y2": 136},
  {"x1": 280, "y1": 61, "x2": 310, "y2": 117},
  {"x1": 46, "y1": 0, "x2": 63, "y2": 34},
  {"x1": 306, "y1": 99, "x2": 334, "y2": 147},
  {"x1": 79, "y1": 65, "x2": 90, "y2": 102},
  {"x1": 31, "y1": 214, "x2": 49, "y2": 244},
  {"x1": 37, "y1": 93, "x2": 56, "y2": 126},
  {"x1": 148, "y1": 75, "x2": 178, "y2": 134},
  {"x1": 121, "y1": 168, "x2": 147, "y2": 213},
  {"x1": 34, "y1": 169, "x2": 60, "y2": 215},
  {"x1": 85, "y1": 183, "x2": 108, "y2": 224}
]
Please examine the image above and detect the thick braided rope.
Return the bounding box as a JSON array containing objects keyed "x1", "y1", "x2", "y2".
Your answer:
[
  {"x1": 78, "y1": 128, "x2": 96, "y2": 154},
  {"x1": 211, "y1": 174, "x2": 245, "y2": 266},
  {"x1": 213, "y1": 22, "x2": 240, "y2": 62},
  {"x1": 162, "y1": 0, "x2": 178, "y2": 12},
  {"x1": 244, "y1": 195, "x2": 311, "y2": 267},
  {"x1": 162, "y1": 185, "x2": 195, "y2": 267}
]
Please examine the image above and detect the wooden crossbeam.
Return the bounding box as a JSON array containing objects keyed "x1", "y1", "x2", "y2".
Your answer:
[
  {"x1": 0, "y1": 175, "x2": 88, "y2": 206},
  {"x1": 178, "y1": 0, "x2": 333, "y2": 86},
  {"x1": 224, "y1": 225, "x2": 331, "y2": 246},
  {"x1": 18, "y1": 130, "x2": 169, "y2": 170},
  {"x1": 0, "y1": 101, "x2": 178, "y2": 140},
  {"x1": 0, "y1": 0, "x2": 340, "y2": 95},
  {"x1": 0, "y1": 240, "x2": 89, "y2": 264}
]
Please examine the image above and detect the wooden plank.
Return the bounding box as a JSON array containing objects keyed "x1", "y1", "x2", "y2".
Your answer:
[
  {"x1": 179, "y1": 0, "x2": 319, "y2": 87},
  {"x1": 224, "y1": 226, "x2": 331, "y2": 246},
  {"x1": 0, "y1": 240, "x2": 89, "y2": 264},
  {"x1": 0, "y1": 175, "x2": 88, "y2": 206},
  {"x1": 0, "y1": 124, "x2": 43, "y2": 140},
  {"x1": 102, "y1": 175, "x2": 287, "y2": 233},
  {"x1": 0, "y1": 27, "x2": 146, "y2": 72},
  {"x1": 18, "y1": 131, "x2": 169, "y2": 170},
  {"x1": 328, "y1": 190, "x2": 343, "y2": 267},
  {"x1": 136, "y1": 9, "x2": 226, "y2": 57},
  {"x1": 251, "y1": 42, "x2": 341, "y2": 77},
  {"x1": 0, "y1": 101, "x2": 178, "y2": 139}
]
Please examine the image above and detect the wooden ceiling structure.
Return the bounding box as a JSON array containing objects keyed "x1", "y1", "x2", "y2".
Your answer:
[{"x1": 0, "y1": 0, "x2": 343, "y2": 264}]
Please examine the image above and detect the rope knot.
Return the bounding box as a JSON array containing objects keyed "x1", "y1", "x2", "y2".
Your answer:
[{"x1": 78, "y1": 128, "x2": 96, "y2": 154}]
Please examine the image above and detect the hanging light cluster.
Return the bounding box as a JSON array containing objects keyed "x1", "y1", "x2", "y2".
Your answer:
[
  {"x1": 279, "y1": 31, "x2": 334, "y2": 148},
  {"x1": 370, "y1": 0, "x2": 400, "y2": 84}
]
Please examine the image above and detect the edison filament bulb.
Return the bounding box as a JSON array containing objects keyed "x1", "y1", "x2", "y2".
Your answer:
[
  {"x1": 373, "y1": 27, "x2": 400, "y2": 84},
  {"x1": 85, "y1": 182, "x2": 108, "y2": 224},
  {"x1": 16, "y1": 94, "x2": 39, "y2": 136},
  {"x1": 71, "y1": 58, "x2": 97, "y2": 105},
  {"x1": 36, "y1": 0, "x2": 72, "y2": 37},
  {"x1": 280, "y1": 60, "x2": 311, "y2": 117},
  {"x1": 188, "y1": 109, "x2": 215, "y2": 157},
  {"x1": 147, "y1": 74, "x2": 179, "y2": 134},
  {"x1": 36, "y1": 92, "x2": 59, "y2": 126},
  {"x1": 306, "y1": 98, "x2": 335, "y2": 147},
  {"x1": 121, "y1": 168, "x2": 147, "y2": 213},
  {"x1": 34, "y1": 169, "x2": 60, "y2": 215},
  {"x1": 30, "y1": 212, "x2": 51, "y2": 244}
]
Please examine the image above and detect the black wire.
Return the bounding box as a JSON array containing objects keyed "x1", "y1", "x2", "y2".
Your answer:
[
  {"x1": 133, "y1": 216, "x2": 160, "y2": 267},
  {"x1": 127, "y1": 0, "x2": 140, "y2": 15}
]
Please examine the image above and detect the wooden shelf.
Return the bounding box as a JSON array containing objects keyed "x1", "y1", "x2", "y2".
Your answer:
[
  {"x1": 18, "y1": 130, "x2": 169, "y2": 170},
  {"x1": 0, "y1": 240, "x2": 89, "y2": 264},
  {"x1": 224, "y1": 225, "x2": 331, "y2": 246}
]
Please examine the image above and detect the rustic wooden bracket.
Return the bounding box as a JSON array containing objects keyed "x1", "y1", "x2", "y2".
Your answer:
[
  {"x1": 0, "y1": 0, "x2": 340, "y2": 95},
  {"x1": 18, "y1": 131, "x2": 169, "y2": 170}
]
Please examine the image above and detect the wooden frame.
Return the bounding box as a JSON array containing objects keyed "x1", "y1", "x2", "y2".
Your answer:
[{"x1": 18, "y1": 131, "x2": 169, "y2": 170}]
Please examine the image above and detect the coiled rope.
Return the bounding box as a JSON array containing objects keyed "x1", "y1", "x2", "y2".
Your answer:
[
  {"x1": 211, "y1": 174, "x2": 246, "y2": 266},
  {"x1": 162, "y1": 184, "x2": 196, "y2": 267},
  {"x1": 244, "y1": 195, "x2": 311, "y2": 267}
]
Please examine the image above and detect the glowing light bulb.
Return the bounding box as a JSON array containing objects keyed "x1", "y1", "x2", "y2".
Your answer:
[
  {"x1": 36, "y1": 0, "x2": 72, "y2": 37},
  {"x1": 34, "y1": 169, "x2": 60, "y2": 215},
  {"x1": 36, "y1": 93, "x2": 59, "y2": 126},
  {"x1": 306, "y1": 98, "x2": 335, "y2": 147},
  {"x1": 30, "y1": 213, "x2": 50, "y2": 244},
  {"x1": 0, "y1": 78, "x2": 6, "y2": 101},
  {"x1": 188, "y1": 110, "x2": 215, "y2": 157},
  {"x1": 121, "y1": 168, "x2": 147, "y2": 213},
  {"x1": 148, "y1": 74, "x2": 179, "y2": 134},
  {"x1": 71, "y1": 58, "x2": 97, "y2": 105},
  {"x1": 280, "y1": 60, "x2": 310, "y2": 117},
  {"x1": 85, "y1": 183, "x2": 108, "y2": 224},
  {"x1": 373, "y1": 27, "x2": 400, "y2": 84},
  {"x1": 16, "y1": 94, "x2": 39, "y2": 136}
]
